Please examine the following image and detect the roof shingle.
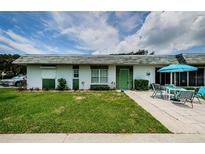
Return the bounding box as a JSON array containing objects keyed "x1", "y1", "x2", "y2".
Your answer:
[{"x1": 13, "y1": 54, "x2": 179, "y2": 65}]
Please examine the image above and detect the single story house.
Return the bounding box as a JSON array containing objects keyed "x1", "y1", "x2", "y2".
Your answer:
[{"x1": 13, "y1": 53, "x2": 205, "y2": 90}]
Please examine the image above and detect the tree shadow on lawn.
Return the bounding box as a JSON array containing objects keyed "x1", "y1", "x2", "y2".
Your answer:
[{"x1": 0, "y1": 96, "x2": 18, "y2": 102}]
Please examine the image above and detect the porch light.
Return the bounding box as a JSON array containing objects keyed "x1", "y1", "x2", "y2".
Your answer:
[{"x1": 146, "y1": 72, "x2": 151, "y2": 76}]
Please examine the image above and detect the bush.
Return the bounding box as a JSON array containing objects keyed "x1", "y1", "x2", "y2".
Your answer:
[
  {"x1": 90, "y1": 85, "x2": 110, "y2": 90},
  {"x1": 134, "y1": 79, "x2": 149, "y2": 90},
  {"x1": 34, "y1": 87, "x2": 40, "y2": 91},
  {"x1": 57, "y1": 78, "x2": 67, "y2": 90},
  {"x1": 44, "y1": 88, "x2": 49, "y2": 91},
  {"x1": 29, "y1": 88, "x2": 34, "y2": 91},
  {"x1": 16, "y1": 87, "x2": 26, "y2": 91}
]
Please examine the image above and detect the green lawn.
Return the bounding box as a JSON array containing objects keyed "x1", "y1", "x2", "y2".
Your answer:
[{"x1": 0, "y1": 88, "x2": 170, "y2": 133}]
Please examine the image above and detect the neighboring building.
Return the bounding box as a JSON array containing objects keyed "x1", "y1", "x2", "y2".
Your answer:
[{"x1": 13, "y1": 53, "x2": 205, "y2": 90}]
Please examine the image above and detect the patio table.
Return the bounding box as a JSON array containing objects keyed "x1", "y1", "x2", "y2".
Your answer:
[{"x1": 165, "y1": 86, "x2": 194, "y2": 100}]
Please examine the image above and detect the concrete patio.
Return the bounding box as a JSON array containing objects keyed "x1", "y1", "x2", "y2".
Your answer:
[{"x1": 125, "y1": 90, "x2": 205, "y2": 134}]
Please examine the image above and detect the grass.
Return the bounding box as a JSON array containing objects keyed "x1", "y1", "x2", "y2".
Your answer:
[{"x1": 0, "y1": 88, "x2": 170, "y2": 133}]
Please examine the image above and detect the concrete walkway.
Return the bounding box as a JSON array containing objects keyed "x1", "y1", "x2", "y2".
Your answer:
[
  {"x1": 125, "y1": 90, "x2": 205, "y2": 134},
  {"x1": 1, "y1": 133, "x2": 205, "y2": 143}
]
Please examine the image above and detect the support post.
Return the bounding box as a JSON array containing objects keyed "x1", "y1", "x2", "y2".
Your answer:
[
  {"x1": 204, "y1": 68, "x2": 205, "y2": 86},
  {"x1": 187, "y1": 72, "x2": 189, "y2": 86},
  {"x1": 170, "y1": 72, "x2": 173, "y2": 84},
  {"x1": 160, "y1": 73, "x2": 161, "y2": 84}
]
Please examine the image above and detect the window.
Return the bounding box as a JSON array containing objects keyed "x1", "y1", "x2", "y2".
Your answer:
[
  {"x1": 91, "y1": 69, "x2": 99, "y2": 83},
  {"x1": 189, "y1": 71, "x2": 196, "y2": 86},
  {"x1": 91, "y1": 69, "x2": 108, "y2": 84},
  {"x1": 73, "y1": 69, "x2": 79, "y2": 78},
  {"x1": 180, "y1": 72, "x2": 187, "y2": 86},
  {"x1": 100, "y1": 69, "x2": 108, "y2": 83},
  {"x1": 196, "y1": 68, "x2": 204, "y2": 86}
]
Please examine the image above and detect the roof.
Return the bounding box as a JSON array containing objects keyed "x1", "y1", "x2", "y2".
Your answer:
[
  {"x1": 13, "y1": 54, "x2": 178, "y2": 65},
  {"x1": 181, "y1": 53, "x2": 205, "y2": 65},
  {"x1": 13, "y1": 53, "x2": 205, "y2": 65}
]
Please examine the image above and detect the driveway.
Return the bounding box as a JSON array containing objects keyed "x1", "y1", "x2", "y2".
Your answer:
[{"x1": 125, "y1": 90, "x2": 205, "y2": 134}]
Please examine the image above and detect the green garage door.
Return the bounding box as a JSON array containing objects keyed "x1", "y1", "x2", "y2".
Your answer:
[{"x1": 42, "y1": 79, "x2": 55, "y2": 89}]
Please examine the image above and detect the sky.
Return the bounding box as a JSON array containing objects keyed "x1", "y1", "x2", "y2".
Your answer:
[{"x1": 0, "y1": 11, "x2": 205, "y2": 55}]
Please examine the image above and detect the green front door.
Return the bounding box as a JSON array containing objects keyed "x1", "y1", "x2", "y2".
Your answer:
[
  {"x1": 73, "y1": 79, "x2": 79, "y2": 90},
  {"x1": 119, "y1": 69, "x2": 129, "y2": 89}
]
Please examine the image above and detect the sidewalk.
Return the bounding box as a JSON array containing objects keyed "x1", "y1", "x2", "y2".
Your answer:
[{"x1": 1, "y1": 133, "x2": 205, "y2": 143}]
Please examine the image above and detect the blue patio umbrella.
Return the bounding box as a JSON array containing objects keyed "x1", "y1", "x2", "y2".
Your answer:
[
  {"x1": 158, "y1": 64, "x2": 198, "y2": 85},
  {"x1": 158, "y1": 64, "x2": 198, "y2": 73}
]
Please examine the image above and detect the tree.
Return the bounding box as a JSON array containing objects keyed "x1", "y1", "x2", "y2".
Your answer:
[
  {"x1": 111, "y1": 49, "x2": 155, "y2": 55},
  {"x1": 0, "y1": 54, "x2": 26, "y2": 79}
]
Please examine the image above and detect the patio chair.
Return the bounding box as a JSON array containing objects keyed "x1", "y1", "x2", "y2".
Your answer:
[
  {"x1": 194, "y1": 86, "x2": 205, "y2": 103},
  {"x1": 151, "y1": 83, "x2": 166, "y2": 99},
  {"x1": 173, "y1": 91, "x2": 195, "y2": 108}
]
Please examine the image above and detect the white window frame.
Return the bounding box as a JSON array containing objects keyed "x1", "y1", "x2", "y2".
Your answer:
[{"x1": 91, "y1": 68, "x2": 108, "y2": 84}]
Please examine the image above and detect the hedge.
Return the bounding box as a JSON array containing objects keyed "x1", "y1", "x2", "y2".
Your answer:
[
  {"x1": 90, "y1": 85, "x2": 110, "y2": 90},
  {"x1": 134, "y1": 79, "x2": 149, "y2": 90}
]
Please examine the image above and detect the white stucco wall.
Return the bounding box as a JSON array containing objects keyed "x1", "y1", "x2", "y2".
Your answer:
[
  {"x1": 27, "y1": 64, "x2": 117, "y2": 90},
  {"x1": 133, "y1": 65, "x2": 156, "y2": 85},
  {"x1": 78, "y1": 65, "x2": 116, "y2": 90},
  {"x1": 79, "y1": 65, "x2": 91, "y2": 90},
  {"x1": 56, "y1": 65, "x2": 73, "y2": 89},
  {"x1": 108, "y1": 65, "x2": 116, "y2": 89},
  {"x1": 27, "y1": 65, "x2": 42, "y2": 89},
  {"x1": 27, "y1": 65, "x2": 73, "y2": 89}
]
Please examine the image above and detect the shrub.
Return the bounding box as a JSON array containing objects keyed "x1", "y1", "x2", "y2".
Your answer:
[
  {"x1": 29, "y1": 87, "x2": 34, "y2": 91},
  {"x1": 90, "y1": 85, "x2": 110, "y2": 90},
  {"x1": 134, "y1": 79, "x2": 149, "y2": 90},
  {"x1": 44, "y1": 88, "x2": 49, "y2": 91},
  {"x1": 57, "y1": 78, "x2": 67, "y2": 90},
  {"x1": 16, "y1": 87, "x2": 26, "y2": 91},
  {"x1": 34, "y1": 87, "x2": 40, "y2": 91}
]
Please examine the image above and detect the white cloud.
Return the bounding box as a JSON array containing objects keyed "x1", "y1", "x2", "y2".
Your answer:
[
  {"x1": 0, "y1": 29, "x2": 86, "y2": 55},
  {"x1": 5, "y1": 30, "x2": 32, "y2": 44},
  {"x1": 74, "y1": 45, "x2": 91, "y2": 51},
  {"x1": 0, "y1": 30, "x2": 45, "y2": 54},
  {"x1": 95, "y1": 11, "x2": 205, "y2": 55},
  {"x1": 48, "y1": 12, "x2": 120, "y2": 51}
]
